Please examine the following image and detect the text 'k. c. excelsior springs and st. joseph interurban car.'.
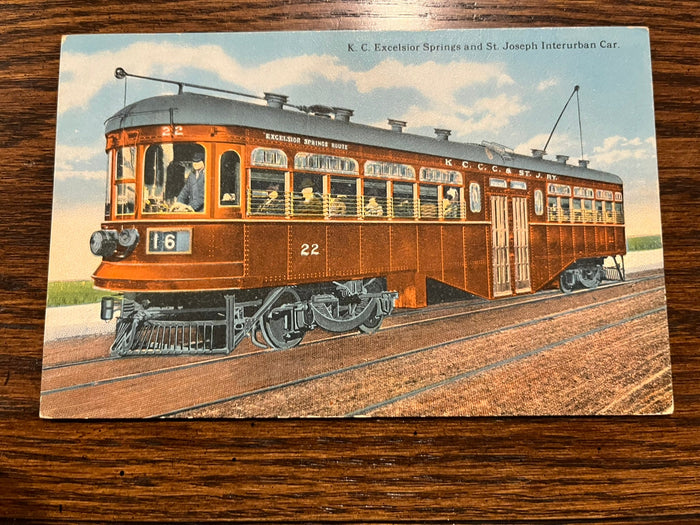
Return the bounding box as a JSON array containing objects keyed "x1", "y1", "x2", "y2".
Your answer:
[{"x1": 89, "y1": 68, "x2": 626, "y2": 356}]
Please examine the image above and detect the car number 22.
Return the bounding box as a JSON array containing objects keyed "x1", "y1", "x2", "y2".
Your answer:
[{"x1": 300, "y1": 243, "x2": 320, "y2": 256}]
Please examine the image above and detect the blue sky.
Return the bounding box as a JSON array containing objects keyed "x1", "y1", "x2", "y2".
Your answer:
[{"x1": 50, "y1": 27, "x2": 662, "y2": 281}]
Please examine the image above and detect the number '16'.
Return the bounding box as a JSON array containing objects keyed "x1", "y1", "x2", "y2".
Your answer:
[{"x1": 152, "y1": 232, "x2": 177, "y2": 251}]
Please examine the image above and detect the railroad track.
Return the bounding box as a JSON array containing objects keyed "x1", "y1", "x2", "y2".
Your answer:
[
  {"x1": 346, "y1": 305, "x2": 666, "y2": 417},
  {"x1": 42, "y1": 273, "x2": 662, "y2": 372},
  {"x1": 162, "y1": 286, "x2": 667, "y2": 418},
  {"x1": 40, "y1": 274, "x2": 670, "y2": 418}
]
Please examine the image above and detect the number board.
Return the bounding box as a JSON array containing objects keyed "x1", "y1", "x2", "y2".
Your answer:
[{"x1": 147, "y1": 229, "x2": 192, "y2": 254}]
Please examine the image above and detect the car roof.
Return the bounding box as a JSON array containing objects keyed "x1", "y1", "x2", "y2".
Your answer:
[{"x1": 106, "y1": 92, "x2": 623, "y2": 185}]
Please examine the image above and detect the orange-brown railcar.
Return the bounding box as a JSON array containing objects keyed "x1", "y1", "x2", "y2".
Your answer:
[{"x1": 91, "y1": 70, "x2": 625, "y2": 355}]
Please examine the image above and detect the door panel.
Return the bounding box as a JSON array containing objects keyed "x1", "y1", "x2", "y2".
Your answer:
[
  {"x1": 490, "y1": 195, "x2": 511, "y2": 297},
  {"x1": 512, "y1": 197, "x2": 532, "y2": 293},
  {"x1": 490, "y1": 195, "x2": 532, "y2": 296}
]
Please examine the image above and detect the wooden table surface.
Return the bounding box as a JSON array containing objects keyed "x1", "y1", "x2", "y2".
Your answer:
[{"x1": 1, "y1": 1, "x2": 698, "y2": 522}]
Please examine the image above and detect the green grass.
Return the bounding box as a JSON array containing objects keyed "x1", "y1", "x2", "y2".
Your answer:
[
  {"x1": 46, "y1": 280, "x2": 116, "y2": 307},
  {"x1": 627, "y1": 235, "x2": 663, "y2": 251}
]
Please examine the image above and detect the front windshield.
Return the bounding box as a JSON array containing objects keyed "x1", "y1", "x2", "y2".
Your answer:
[{"x1": 143, "y1": 142, "x2": 206, "y2": 213}]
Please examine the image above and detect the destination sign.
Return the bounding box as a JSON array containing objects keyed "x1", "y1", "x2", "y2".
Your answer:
[{"x1": 264, "y1": 132, "x2": 348, "y2": 151}]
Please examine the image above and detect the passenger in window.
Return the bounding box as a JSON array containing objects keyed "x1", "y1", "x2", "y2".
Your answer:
[
  {"x1": 296, "y1": 178, "x2": 323, "y2": 215},
  {"x1": 419, "y1": 185, "x2": 439, "y2": 218},
  {"x1": 165, "y1": 161, "x2": 185, "y2": 203},
  {"x1": 220, "y1": 152, "x2": 240, "y2": 206},
  {"x1": 171, "y1": 152, "x2": 205, "y2": 212},
  {"x1": 442, "y1": 188, "x2": 460, "y2": 218},
  {"x1": 222, "y1": 192, "x2": 237, "y2": 204},
  {"x1": 394, "y1": 199, "x2": 413, "y2": 217},
  {"x1": 365, "y1": 196, "x2": 383, "y2": 216},
  {"x1": 420, "y1": 204, "x2": 438, "y2": 218},
  {"x1": 257, "y1": 184, "x2": 284, "y2": 214},
  {"x1": 329, "y1": 195, "x2": 348, "y2": 216}
]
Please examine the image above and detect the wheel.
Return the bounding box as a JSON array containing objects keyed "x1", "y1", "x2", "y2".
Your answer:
[
  {"x1": 358, "y1": 279, "x2": 389, "y2": 334},
  {"x1": 578, "y1": 265, "x2": 602, "y2": 289},
  {"x1": 559, "y1": 270, "x2": 576, "y2": 294},
  {"x1": 358, "y1": 298, "x2": 385, "y2": 334},
  {"x1": 259, "y1": 288, "x2": 305, "y2": 350}
]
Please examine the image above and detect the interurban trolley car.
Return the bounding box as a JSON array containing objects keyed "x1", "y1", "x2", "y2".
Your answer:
[{"x1": 91, "y1": 69, "x2": 626, "y2": 356}]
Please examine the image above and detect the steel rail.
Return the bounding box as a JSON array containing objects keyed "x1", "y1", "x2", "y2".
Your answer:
[
  {"x1": 153, "y1": 286, "x2": 666, "y2": 418},
  {"x1": 346, "y1": 305, "x2": 666, "y2": 417},
  {"x1": 41, "y1": 275, "x2": 662, "y2": 377}
]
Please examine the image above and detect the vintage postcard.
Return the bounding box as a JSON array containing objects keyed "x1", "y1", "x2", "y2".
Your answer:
[{"x1": 41, "y1": 27, "x2": 672, "y2": 418}]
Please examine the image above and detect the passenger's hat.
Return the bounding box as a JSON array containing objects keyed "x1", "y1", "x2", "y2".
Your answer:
[
  {"x1": 267, "y1": 184, "x2": 280, "y2": 191},
  {"x1": 301, "y1": 178, "x2": 315, "y2": 189},
  {"x1": 192, "y1": 152, "x2": 205, "y2": 162}
]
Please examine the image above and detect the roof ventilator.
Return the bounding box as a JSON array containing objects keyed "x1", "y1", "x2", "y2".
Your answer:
[
  {"x1": 388, "y1": 119, "x2": 407, "y2": 133},
  {"x1": 333, "y1": 107, "x2": 353, "y2": 122},
  {"x1": 264, "y1": 93, "x2": 288, "y2": 109},
  {"x1": 434, "y1": 128, "x2": 451, "y2": 141},
  {"x1": 556, "y1": 155, "x2": 569, "y2": 164}
]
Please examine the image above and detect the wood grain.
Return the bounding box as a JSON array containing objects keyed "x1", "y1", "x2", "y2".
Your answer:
[{"x1": 1, "y1": 1, "x2": 698, "y2": 522}]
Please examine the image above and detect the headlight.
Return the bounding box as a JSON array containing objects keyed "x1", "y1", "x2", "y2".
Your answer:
[
  {"x1": 118, "y1": 228, "x2": 140, "y2": 249},
  {"x1": 90, "y1": 230, "x2": 118, "y2": 257}
]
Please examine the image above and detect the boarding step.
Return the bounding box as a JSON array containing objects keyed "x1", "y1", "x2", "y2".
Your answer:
[
  {"x1": 603, "y1": 255, "x2": 625, "y2": 282},
  {"x1": 604, "y1": 266, "x2": 621, "y2": 281}
]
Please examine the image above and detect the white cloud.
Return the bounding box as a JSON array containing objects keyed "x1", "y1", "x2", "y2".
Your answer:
[
  {"x1": 58, "y1": 42, "x2": 352, "y2": 114},
  {"x1": 54, "y1": 143, "x2": 104, "y2": 171},
  {"x1": 392, "y1": 92, "x2": 527, "y2": 138},
  {"x1": 513, "y1": 132, "x2": 657, "y2": 170},
  {"x1": 54, "y1": 170, "x2": 105, "y2": 182},
  {"x1": 238, "y1": 54, "x2": 350, "y2": 93},
  {"x1": 590, "y1": 135, "x2": 656, "y2": 169},
  {"x1": 60, "y1": 42, "x2": 528, "y2": 146},
  {"x1": 352, "y1": 59, "x2": 522, "y2": 136},
  {"x1": 352, "y1": 59, "x2": 514, "y2": 103},
  {"x1": 537, "y1": 78, "x2": 559, "y2": 91},
  {"x1": 60, "y1": 43, "x2": 516, "y2": 115},
  {"x1": 59, "y1": 43, "x2": 235, "y2": 114},
  {"x1": 469, "y1": 94, "x2": 527, "y2": 124},
  {"x1": 53, "y1": 142, "x2": 106, "y2": 181}
]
